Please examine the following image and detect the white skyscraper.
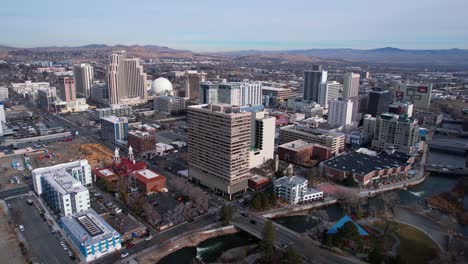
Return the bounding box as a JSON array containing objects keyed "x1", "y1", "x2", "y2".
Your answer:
[
  {"x1": 318, "y1": 81, "x2": 342, "y2": 109},
  {"x1": 107, "y1": 51, "x2": 147, "y2": 106},
  {"x1": 73, "y1": 63, "x2": 94, "y2": 98},
  {"x1": 342, "y1": 73, "x2": 360, "y2": 100},
  {"x1": 328, "y1": 99, "x2": 353, "y2": 128},
  {"x1": 240, "y1": 82, "x2": 262, "y2": 106}
]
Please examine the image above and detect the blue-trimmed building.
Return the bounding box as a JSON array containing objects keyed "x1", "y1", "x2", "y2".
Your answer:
[{"x1": 61, "y1": 209, "x2": 122, "y2": 262}]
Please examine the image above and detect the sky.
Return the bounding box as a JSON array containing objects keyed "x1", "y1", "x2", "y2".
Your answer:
[{"x1": 1, "y1": 0, "x2": 468, "y2": 51}]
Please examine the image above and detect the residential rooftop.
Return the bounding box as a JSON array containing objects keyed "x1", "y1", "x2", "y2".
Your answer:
[
  {"x1": 274, "y1": 176, "x2": 308, "y2": 188},
  {"x1": 279, "y1": 139, "x2": 311, "y2": 151}
]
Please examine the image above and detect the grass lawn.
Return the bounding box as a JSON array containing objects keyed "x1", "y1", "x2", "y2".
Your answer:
[{"x1": 389, "y1": 221, "x2": 439, "y2": 264}]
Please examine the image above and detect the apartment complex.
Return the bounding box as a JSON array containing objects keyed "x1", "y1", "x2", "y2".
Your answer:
[
  {"x1": 32, "y1": 160, "x2": 92, "y2": 187},
  {"x1": 366, "y1": 113, "x2": 420, "y2": 155},
  {"x1": 32, "y1": 167, "x2": 90, "y2": 216},
  {"x1": 318, "y1": 81, "x2": 342, "y2": 108},
  {"x1": 327, "y1": 99, "x2": 354, "y2": 128},
  {"x1": 274, "y1": 176, "x2": 323, "y2": 205},
  {"x1": 248, "y1": 110, "x2": 275, "y2": 168},
  {"x1": 73, "y1": 63, "x2": 94, "y2": 98},
  {"x1": 279, "y1": 124, "x2": 345, "y2": 155},
  {"x1": 187, "y1": 104, "x2": 251, "y2": 199},
  {"x1": 100, "y1": 116, "x2": 128, "y2": 144},
  {"x1": 107, "y1": 50, "x2": 147, "y2": 105}
]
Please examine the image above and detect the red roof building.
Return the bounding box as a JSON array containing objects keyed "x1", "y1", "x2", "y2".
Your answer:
[
  {"x1": 114, "y1": 157, "x2": 147, "y2": 177},
  {"x1": 134, "y1": 169, "x2": 167, "y2": 195}
]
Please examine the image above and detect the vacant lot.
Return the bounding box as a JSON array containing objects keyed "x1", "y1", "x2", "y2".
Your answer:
[{"x1": 0, "y1": 201, "x2": 26, "y2": 264}]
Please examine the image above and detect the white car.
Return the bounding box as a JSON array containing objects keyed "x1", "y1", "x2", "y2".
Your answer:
[
  {"x1": 121, "y1": 252, "x2": 129, "y2": 258},
  {"x1": 145, "y1": 236, "x2": 153, "y2": 241},
  {"x1": 19, "y1": 225, "x2": 25, "y2": 232}
]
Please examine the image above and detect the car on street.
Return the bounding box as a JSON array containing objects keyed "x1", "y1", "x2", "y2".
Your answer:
[
  {"x1": 145, "y1": 236, "x2": 153, "y2": 241},
  {"x1": 121, "y1": 252, "x2": 129, "y2": 258},
  {"x1": 18, "y1": 225, "x2": 25, "y2": 232}
]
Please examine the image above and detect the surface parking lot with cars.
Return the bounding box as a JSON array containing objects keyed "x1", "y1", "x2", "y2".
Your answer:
[{"x1": 9, "y1": 197, "x2": 75, "y2": 264}]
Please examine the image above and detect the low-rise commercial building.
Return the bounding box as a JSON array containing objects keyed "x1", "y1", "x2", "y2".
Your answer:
[
  {"x1": 248, "y1": 175, "x2": 270, "y2": 191},
  {"x1": 278, "y1": 139, "x2": 331, "y2": 165},
  {"x1": 128, "y1": 124, "x2": 157, "y2": 158},
  {"x1": 60, "y1": 209, "x2": 122, "y2": 262},
  {"x1": 133, "y1": 169, "x2": 167, "y2": 195},
  {"x1": 321, "y1": 148, "x2": 413, "y2": 186},
  {"x1": 279, "y1": 124, "x2": 345, "y2": 155}
]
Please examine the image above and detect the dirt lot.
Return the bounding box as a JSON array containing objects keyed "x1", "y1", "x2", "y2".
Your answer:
[
  {"x1": 0, "y1": 155, "x2": 29, "y2": 190},
  {"x1": 0, "y1": 201, "x2": 26, "y2": 264}
]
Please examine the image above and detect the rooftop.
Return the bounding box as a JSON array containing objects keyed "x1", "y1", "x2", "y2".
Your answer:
[
  {"x1": 249, "y1": 174, "x2": 269, "y2": 184},
  {"x1": 262, "y1": 86, "x2": 291, "y2": 91},
  {"x1": 42, "y1": 169, "x2": 87, "y2": 195},
  {"x1": 274, "y1": 176, "x2": 308, "y2": 188},
  {"x1": 279, "y1": 139, "x2": 311, "y2": 151},
  {"x1": 100, "y1": 115, "x2": 128, "y2": 123},
  {"x1": 322, "y1": 150, "x2": 410, "y2": 175},
  {"x1": 135, "y1": 169, "x2": 161, "y2": 180}
]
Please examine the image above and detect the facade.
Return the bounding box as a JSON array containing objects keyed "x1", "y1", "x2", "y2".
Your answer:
[
  {"x1": 184, "y1": 70, "x2": 206, "y2": 100},
  {"x1": 0, "y1": 87, "x2": 9, "y2": 101},
  {"x1": 278, "y1": 139, "x2": 332, "y2": 164},
  {"x1": 262, "y1": 86, "x2": 294, "y2": 106},
  {"x1": 318, "y1": 81, "x2": 342, "y2": 108},
  {"x1": 249, "y1": 110, "x2": 275, "y2": 168},
  {"x1": 188, "y1": 104, "x2": 251, "y2": 199},
  {"x1": 248, "y1": 175, "x2": 269, "y2": 191},
  {"x1": 274, "y1": 176, "x2": 323, "y2": 205},
  {"x1": 322, "y1": 148, "x2": 413, "y2": 186},
  {"x1": 73, "y1": 63, "x2": 94, "y2": 98},
  {"x1": 58, "y1": 77, "x2": 76, "y2": 103},
  {"x1": 32, "y1": 168, "x2": 90, "y2": 216},
  {"x1": 133, "y1": 169, "x2": 167, "y2": 195},
  {"x1": 37, "y1": 87, "x2": 57, "y2": 111},
  {"x1": 413, "y1": 110, "x2": 443, "y2": 127},
  {"x1": 367, "y1": 88, "x2": 391, "y2": 117},
  {"x1": 279, "y1": 124, "x2": 345, "y2": 155},
  {"x1": 200, "y1": 82, "x2": 262, "y2": 106},
  {"x1": 32, "y1": 160, "x2": 93, "y2": 187},
  {"x1": 154, "y1": 96, "x2": 187, "y2": 114},
  {"x1": 369, "y1": 113, "x2": 420, "y2": 155},
  {"x1": 127, "y1": 125, "x2": 157, "y2": 158},
  {"x1": 100, "y1": 116, "x2": 129, "y2": 144},
  {"x1": 327, "y1": 99, "x2": 353, "y2": 128},
  {"x1": 90, "y1": 83, "x2": 109, "y2": 105},
  {"x1": 395, "y1": 83, "x2": 432, "y2": 109},
  {"x1": 303, "y1": 65, "x2": 328, "y2": 102},
  {"x1": 107, "y1": 50, "x2": 147, "y2": 105},
  {"x1": 11, "y1": 81, "x2": 50, "y2": 101},
  {"x1": 342, "y1": 72, "x2": 360, "y2": 100},
  {"x1": 60, "y1": 209, "x2": 122, "y2": 262},
  {"x1": 92, "y1": 105, "x2": 133, "y2": 120}
]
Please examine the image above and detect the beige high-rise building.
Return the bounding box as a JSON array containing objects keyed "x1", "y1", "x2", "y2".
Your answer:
[
  {"x1": 73, "y1": 63, "x2": 94, "y2": 98},
  {"x1": 107, "y1": 50, "x2": 147, "y2": 106},
  {"x1": 343, "y1": 72, "x2": 360, "y2": 100},
  {"x1": 58, "y1": 77, "x2": 76, "y2": 103},
  {"x1": 184, "y1": 70, "x2": 206, "y2": 100},
  {"x1": 188, "y1": 104, "x2": 251, "y2": 199}
]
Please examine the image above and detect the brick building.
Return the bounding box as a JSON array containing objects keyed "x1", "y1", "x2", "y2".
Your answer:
[
  {"x1": 278, "y1": 139, "x2": 332, "y2": 165},
  {"x1": 134, "y1": 169, "x2": 167, "y2": 195},
  {"x1": 128, "y1": 124, "x2": 157, "y2": 158}
]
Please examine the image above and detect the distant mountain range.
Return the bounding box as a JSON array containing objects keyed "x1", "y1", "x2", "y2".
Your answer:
[
  {"x1": 214, "y1": 47, "x2": 468, "y2": 66},
  {"x1": 1, "y1": 44, "x2": 468, "y2": 66}
]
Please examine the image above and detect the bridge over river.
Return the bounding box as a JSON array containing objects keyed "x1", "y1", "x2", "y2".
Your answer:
[{"x1": 428, "y1": 138, "x2": 468, "y2": 154}]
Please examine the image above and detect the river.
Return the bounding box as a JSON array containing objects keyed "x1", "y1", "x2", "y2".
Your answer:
[{"x1": 158, "y1": 232, "x2": 258, "y2": 264}]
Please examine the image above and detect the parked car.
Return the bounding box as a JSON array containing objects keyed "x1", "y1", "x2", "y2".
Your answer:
[
  {"x1": 145, "y1": 236, "x2": 153, "y2": 241},
  {"x1": 121, "y1": 252, "x2": 129, "y2": 258},
  {"x1": 18, "y1": 225, "x2": 25, "y2": 232}
]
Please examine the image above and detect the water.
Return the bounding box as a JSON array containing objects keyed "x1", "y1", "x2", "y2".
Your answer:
[{"x1": 158, "y1": 232, "x2": 257, "y2": 264}]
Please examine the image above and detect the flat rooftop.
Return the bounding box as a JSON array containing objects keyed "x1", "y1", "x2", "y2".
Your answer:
[
  {"x1": 274, "y1": 176, "x2": 308, "y2": 188},
  {"x1": 100, "y1": 115, "x2": 128, "y2": 123},
  {"x1": 98, "y1": 169, "x2": 115, "y2": 177},
  {"x1": 279, "y1": 139, "x2": 311, "y2": 151},
  {"x1": 323, "y1": 151, "x2": 410, "y2": 175},
  {"x1": 135, "y1": 169, "x2": 161, "y2": 180},
  {"x1": 43, "y1": 169, "x2": 87, "y2": 195}
]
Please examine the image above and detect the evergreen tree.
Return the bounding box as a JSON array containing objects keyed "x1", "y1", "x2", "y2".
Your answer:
[
  {"x1": 286, "y1": 246, "x2": 302, "y2": 264},
  {"x1": 261, "y1": 220, "x2": 275, "y2": 261}
]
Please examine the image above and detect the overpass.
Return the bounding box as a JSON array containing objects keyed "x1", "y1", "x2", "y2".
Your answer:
[
  {"x1": 232, "y1": 212, "x2": 360, "y2": 264},
  {"x1": 425, "y1": 164, "x2": 468, "y2": 176}
]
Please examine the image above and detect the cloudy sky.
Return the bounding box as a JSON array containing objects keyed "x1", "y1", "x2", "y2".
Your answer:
[{"x1": 1, "y1": 0, "x2": 467, "y2": 51}]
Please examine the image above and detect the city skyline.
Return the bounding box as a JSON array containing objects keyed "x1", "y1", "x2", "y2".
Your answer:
[{"x1": 2, "y1": 0, "x2": 467, "y2": 51}]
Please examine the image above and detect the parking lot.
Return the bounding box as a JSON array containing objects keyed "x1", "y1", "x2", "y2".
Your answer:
[{"x1": 9, "y1": 197, "x2": 75, "y2": 264}]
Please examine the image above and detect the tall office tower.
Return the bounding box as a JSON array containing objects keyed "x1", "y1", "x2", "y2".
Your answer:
[
  {"x1": 200, "y1": 82, "x2": 219, "y2": 104},
  {"x1": 367, "y1": 88, "x2": 391, "y2": 117},
  {"x1": 327, "y1": 99, "x2": 353, "y2": 128},
  {"x1": 188, "y1": 104, "x2": 251, "y2": 199},
  {"x1": 371, "y1": 113, "x2": 420, "y2": 155},
  {"x1": 58, "y1": 77, "x2": 76, "y2": 102},
  {"x1": 342, "y1": 72, "x2": 360, "y2": 100},
  {"x1": 37, "y1": 87, "x2": 57, "y2": 111},
  {"x1": 240, "y1": 82, "x2": 262, "y2": 106},
  {"x1": 395, "y1": 83, "x2": 432, "y2": 109},
  {"x1": 107, "y1": 50, "x2": 147, "y2": 105},
  {"x1": 318, "y1": 81, "x2": 342, "y2": 108},
  {"x1": 73, "y1": 63, "x2": 94, "y2": 98},
  {"x1": 218, "y1": 83, "x2": 241, "y2": 105},
  {"x1": 184, "y1": 71, "x2": 206, "y2": 100},
  {"x1": 303, "y1": 65, "x2": 327, "y2": 102}
]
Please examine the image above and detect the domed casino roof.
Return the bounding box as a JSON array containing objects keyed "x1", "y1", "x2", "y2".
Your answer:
[{"x1": 151, "y1": 77, "x2": 173, "y2": 96}]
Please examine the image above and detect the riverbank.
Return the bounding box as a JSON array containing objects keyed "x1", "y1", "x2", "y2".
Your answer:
[{"x1": 136, "y1": 225, "x2": 238, "y2": 264}]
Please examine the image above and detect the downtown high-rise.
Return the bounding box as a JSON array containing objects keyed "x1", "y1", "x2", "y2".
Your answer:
[
  {"x1": 342, "y1": 72, "x2": 360, "y2": 100},
  {"x1": 73, "y1": 63, "x2": 94, "y2": 98},
  {"x1": 107, "y1": 50, "x2": 147, "y2": 105},
  {"x1": 303, "y1": 65, "x2": 327, "y2": 102}
]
